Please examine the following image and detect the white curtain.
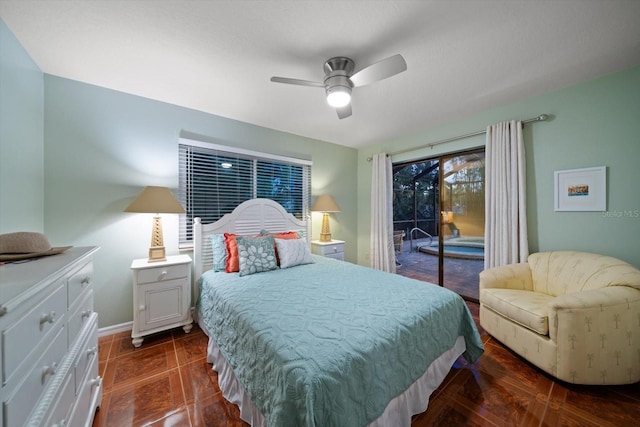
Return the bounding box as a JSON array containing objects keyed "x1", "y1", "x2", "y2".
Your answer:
[
  {"x1": 370, "y1": 153, "x2": 396, "y2": 273},
  {"x1": 484, "y1": 120, "x2": 529, "y2": 270}
]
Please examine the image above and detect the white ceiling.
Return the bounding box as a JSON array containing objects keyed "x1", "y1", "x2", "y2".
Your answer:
[{"x1": 2, "y1": 1, "x2": 640, "y2": 149}]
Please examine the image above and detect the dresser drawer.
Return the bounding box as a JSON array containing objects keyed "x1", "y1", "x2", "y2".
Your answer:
[
  {"x1": 2, "y1": 282, "x2": 66, "y2": 385},
  {"x1": 42, "y1": 364, "x2": 75, "y2": 427},
  {"x1": 3, "y1": 324, "x2": 66, "y2": 427},
  {"x1": 74, "y1": 314, "x2": 98, "y2": 395},
  {"x1": 68, "y1": 350, "x2": 101, "y2": 427},
  {"x1": 67, "y1": 261, "x2": 93, "y2": 309},
  {"x1": 136, "y1": 263, "x2": 188, "y2": 285},
  {"x1": 68, "y1": 290, "x2": 94, "y2": 348}
]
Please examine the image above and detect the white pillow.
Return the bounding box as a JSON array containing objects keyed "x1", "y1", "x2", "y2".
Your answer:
[{"x1": 274, "y1": 238, "x2": 314, "y2": 269}]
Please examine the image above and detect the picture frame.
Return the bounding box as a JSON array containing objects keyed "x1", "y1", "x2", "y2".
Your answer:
[{"x1": 554, "y1": 166, "x2": 606, "y2": 211}]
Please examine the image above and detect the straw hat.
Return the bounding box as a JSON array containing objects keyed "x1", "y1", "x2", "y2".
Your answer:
[{"x1": 0, "y1": 232, "x2": 72, "y2": 261}]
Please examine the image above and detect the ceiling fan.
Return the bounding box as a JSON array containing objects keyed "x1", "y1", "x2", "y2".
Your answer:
[{"x1": 270, "y1": 54, "x2": 407, "y2": 119}]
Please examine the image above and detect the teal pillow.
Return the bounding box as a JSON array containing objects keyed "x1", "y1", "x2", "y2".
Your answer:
[
  {"x1": 210, "y1": 234, "x2": 228, "y2": 272},
  {"x1": 236, "y1": 235, "x2": 277, "y2": 276}
]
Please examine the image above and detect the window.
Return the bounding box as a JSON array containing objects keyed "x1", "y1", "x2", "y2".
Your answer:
[{"x1": 178, "y1": 138, "x2": 311, "y2": 247}]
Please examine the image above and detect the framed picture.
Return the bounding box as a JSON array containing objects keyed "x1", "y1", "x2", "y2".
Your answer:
[{"x1": 554, "y1": 166, "x2": 606, "y2": 211}]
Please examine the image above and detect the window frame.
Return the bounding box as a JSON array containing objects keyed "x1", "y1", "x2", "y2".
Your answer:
[{"x1": 178, "y1": 137, "x2": 312, "y2": 249}]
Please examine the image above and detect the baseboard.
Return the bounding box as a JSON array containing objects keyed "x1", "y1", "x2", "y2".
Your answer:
[
  {"x1": 98, "y1": 308, "x2": 197, "y2": 338},
  {"x1": 98, "y1": 321, "x2": 132, "y2": 337}
]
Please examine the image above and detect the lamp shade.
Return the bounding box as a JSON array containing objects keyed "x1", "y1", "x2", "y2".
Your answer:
[
  {"x1": 124, "y1": 186, "x2": 185, "y2": 214},
  {"x1": 310, "y1": 195, "x2": 341, "y2": 213}
]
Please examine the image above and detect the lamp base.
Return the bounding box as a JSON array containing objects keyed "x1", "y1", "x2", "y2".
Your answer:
[
  {"x1": 148, "y1": 246, "x2": 166, "y2": 262},
  {"x1": 147, "y1": 215, "x2": 167, "y2": 262},
  {"x1": 319, "y1": 212, "x2": 332, "y2": 242},
  {"x1": 319, "y1": 233, "x2": 332, "y2": 242}
]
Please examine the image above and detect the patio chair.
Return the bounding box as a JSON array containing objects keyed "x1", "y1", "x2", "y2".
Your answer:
[{"x1": 393, "y1": 230, "x2": 405, "y2": 267}]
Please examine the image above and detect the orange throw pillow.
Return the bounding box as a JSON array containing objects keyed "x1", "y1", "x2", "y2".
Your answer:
[
  {"x1": 224, "y1": 233, "x2": 240, "y2": 273},
  {"x1": 271, "y1": 231, "x2": 299, "y2": 240}
]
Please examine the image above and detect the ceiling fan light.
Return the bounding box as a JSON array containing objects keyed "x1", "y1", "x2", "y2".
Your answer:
[{"x1": 326, "y1": 87, "x2": 351, "y2": 108}]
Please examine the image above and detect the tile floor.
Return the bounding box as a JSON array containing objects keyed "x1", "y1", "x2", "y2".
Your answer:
[{"x1": 93, "y1": 302, "x2": 640, "y2": 427}]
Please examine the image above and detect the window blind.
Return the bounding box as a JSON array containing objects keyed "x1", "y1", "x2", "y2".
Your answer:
[{"x1": 178, "y1": 139, "x2": 311, "y2": 247}]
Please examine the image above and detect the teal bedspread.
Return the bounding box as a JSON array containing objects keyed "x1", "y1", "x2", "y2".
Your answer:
[{"x1": 198, "y1": 256, "x2": 483, "y2": 427}]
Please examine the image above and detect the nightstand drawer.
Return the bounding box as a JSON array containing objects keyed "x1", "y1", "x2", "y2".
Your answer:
[
  {"x1": 324, "y1": 252, "x2": 344, "y2": 261},
  {"x1": 315, "y1": 243, "x2": 343, "y2": 255},
  {"x1": 311, "y1": 240, "x2": 345, "y2": 261},
  {"x1": 136, "y1": 263, "x2": 188, "y2": 284}
]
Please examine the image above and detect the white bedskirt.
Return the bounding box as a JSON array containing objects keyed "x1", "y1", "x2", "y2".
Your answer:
[{"x1": 198, "y1": 313, "x2": 466, "y2": 427}]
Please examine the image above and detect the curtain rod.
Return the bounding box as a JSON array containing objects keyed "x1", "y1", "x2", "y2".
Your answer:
[{"x1": 366, "y1": 114, "x2": 548, "y2": 162}]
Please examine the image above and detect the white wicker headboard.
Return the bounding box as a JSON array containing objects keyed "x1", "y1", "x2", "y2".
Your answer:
[{"x1": 193, "y1": 198, "x2": 309, "y2": 282}]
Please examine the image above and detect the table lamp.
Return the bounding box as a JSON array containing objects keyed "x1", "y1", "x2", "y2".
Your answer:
[
  {"x1": 311, "y1": 195, "x2": 341, "y2": 242},
  {"x1": 125, "y1": 186, "x2": 185, "y2": 262}
]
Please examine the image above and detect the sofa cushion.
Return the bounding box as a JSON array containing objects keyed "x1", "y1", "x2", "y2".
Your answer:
[{"x1": 480, "y1": 288, "x2": 553, "y2": 335}]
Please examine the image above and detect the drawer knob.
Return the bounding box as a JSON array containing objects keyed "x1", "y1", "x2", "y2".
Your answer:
[
  {"x1": 81, "y1": 310, "x2": 92, "y2": 319},
  {"x1": 80, "y1": 276, "x2": 91, "y2": 285},
  {"x1": 87, "y1": 346, "x2": 98, "y2": 356},
  {"x1": 90, "y1": 376, "x2": 102, "y2": 388},
  {"x1": 41, "y1": 362, "x2": 58, "y2": 382},
  {"x1": 161, "y1": 270, "x2": 168, "y2": 277},
  {"x1": 40, "y1": 311, "x2": 56, "y2": 325}
]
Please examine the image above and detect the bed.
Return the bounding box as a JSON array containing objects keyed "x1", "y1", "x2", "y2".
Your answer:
[{"x1": 193, "y1": 198, "x2": 483, "y2": 426}]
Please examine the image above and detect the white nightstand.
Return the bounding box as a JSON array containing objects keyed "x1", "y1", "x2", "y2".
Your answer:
[
  {"x1": 130, "y1": 254, "x2": 193, "y2": 347},
  {"x1": 311, "y1": 240, "x2": 345, "y2": 261}
]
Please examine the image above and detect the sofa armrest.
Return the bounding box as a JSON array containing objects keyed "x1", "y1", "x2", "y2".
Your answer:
[
  {"x1": 548, "y1": 285, "x2": 640, "y2": 344},
  {"x1": 479, "y1": 262, "x2": 533, "y2": 291}
]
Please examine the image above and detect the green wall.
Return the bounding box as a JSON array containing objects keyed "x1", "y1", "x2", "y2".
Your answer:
[
  {"x1": 0, "y1": 19, "x2": 44, "y2": 233},
  {"x1": 43, "y1": 75, "x2": 357, "y2": 328},
  {"x1": 357, "y1": 65, "x2": 640, "y2": 268}
]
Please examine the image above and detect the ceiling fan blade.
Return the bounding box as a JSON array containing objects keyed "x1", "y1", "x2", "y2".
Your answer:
[
  {"x1": 349, "y1": 54, "x2": 407, "y2": 87},
  {"x1": 270, "y1": 76, "x2": 325, "y2": 88},
  {"x1": 336, "y1": 104, "x2": 352, "y2": 119}
]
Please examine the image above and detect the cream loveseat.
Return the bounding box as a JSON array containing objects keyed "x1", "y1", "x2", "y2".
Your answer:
[{"x1": 480, "y1": 251, "x2": 640, "y2": 385}]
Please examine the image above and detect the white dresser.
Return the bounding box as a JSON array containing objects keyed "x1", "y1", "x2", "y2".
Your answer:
[
  {"x1": 311, "y1": 240, "x2": 345, "y2": 261},
  {"x1": 0, "y1": 247, "x2": 101, "y2": 427}
]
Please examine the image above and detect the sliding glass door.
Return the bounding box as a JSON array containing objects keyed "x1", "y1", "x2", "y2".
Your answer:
[
  {"x1": 392, "y1": 148, "x2": 484, "y2": 301},
  {"x1": 439, "y1": 150, "x2": 485, "y2": 300}
]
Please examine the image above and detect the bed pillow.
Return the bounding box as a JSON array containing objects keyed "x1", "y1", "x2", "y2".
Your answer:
[
  {"x1": 210, "y1": 234, "x2": 228, "y2": 272},
  {"x1": 259, "y1": 229, "x2": 301, "y2": 239},
  {"x1": 236, "y1": 235, "x2": 277, "y2": 276},
  {"x1": 275, "y1": 238, "x2": 314, "y2": 269},
  {"x1": 224, "y1": 233, "x2": 240, "y2": 272},
  {"x1": 258, "y1": 230, "x2": 300, "y2": 265}
]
